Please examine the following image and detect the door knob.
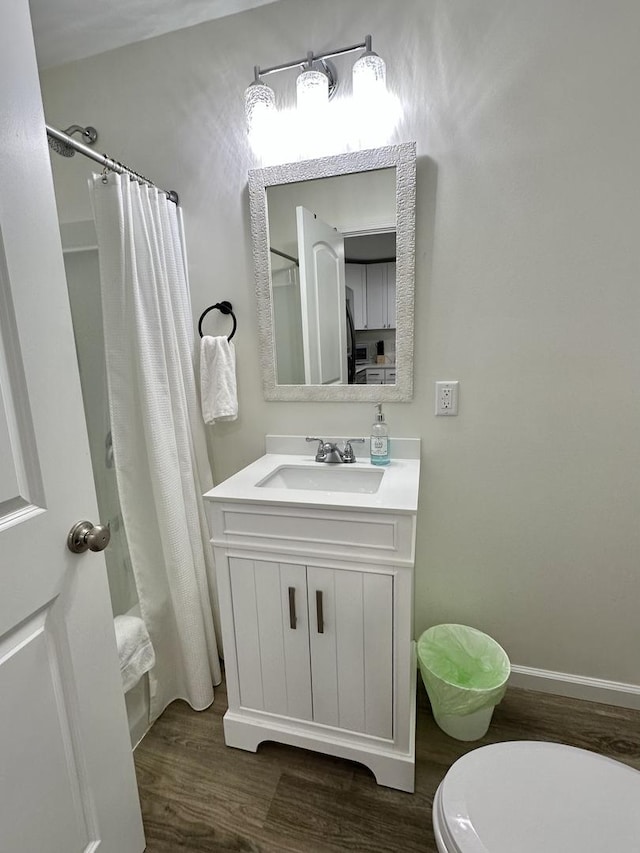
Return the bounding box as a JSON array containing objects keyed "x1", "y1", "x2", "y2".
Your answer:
[{"x1": 67, "y1": 520, "x2": 111, "y2": 554}]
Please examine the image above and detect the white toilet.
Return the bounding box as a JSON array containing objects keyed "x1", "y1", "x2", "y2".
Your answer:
[{"x1": 433, "y1": 740, "x2": 640, "y2": 852}]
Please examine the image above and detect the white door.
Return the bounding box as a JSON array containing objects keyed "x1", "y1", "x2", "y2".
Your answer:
[
  {"x1": 0, "y1": 2, "x2": 145, "y2": 851},
  {"x1": 296, "y1": 206, "x2": 348, "y2": 385}
]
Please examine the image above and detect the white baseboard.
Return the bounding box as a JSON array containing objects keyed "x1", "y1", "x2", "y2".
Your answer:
[{"x1": 509, "y1": 664, "x2": 640, "y2": 711}]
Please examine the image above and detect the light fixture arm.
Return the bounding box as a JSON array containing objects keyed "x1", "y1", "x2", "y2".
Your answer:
[{"x1": 254, "y1": 36, "x2": 373, "y2": 80}]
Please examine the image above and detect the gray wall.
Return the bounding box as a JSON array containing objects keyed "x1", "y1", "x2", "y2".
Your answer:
[{"x1": 40, "y1": 0, "x2": 640, "y2": 687}]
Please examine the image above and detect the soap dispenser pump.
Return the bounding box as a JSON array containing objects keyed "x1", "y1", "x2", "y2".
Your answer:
[{"x1": 370, "y1": 403, "x2": 390, "y2": 466}]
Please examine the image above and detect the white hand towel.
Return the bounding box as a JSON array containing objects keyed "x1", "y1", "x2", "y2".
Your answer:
[
  {"x1": 200, "y1": 335, "x2": 238, "y2": 424},
  {"x1": 113, "y1": 613, "x2": 156, "y2": 693}
]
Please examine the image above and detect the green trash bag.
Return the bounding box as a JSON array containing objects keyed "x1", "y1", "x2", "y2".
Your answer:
[{"x1": 418, "y1": 624, "x2": 510, "y2": 717}]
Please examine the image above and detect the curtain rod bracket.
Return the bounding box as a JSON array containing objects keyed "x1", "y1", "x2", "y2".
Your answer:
[{"x1": 45, "y1": 122, "x2": 179, "y2": 205}]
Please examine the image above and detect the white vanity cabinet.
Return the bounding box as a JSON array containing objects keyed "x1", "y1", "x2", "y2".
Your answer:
[
  {"x1": 205, "y1": 444, "x2": 420, "y2": 794},
  {"x1": 228, "y1": 557, "x2": 393, "y2": 738}
]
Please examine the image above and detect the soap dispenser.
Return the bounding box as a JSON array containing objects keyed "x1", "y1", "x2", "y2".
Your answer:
[{"x1": 370, "y1": 403, "x2": 390, "y2": 466}]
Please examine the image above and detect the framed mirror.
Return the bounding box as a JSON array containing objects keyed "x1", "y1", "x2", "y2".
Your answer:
[{"x1": 248, "y1": 142, "x2": 416, "y2": 401}]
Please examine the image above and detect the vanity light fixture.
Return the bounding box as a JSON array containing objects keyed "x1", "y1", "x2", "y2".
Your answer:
[
  {"x1": 296, "y1": 52, "x2": 331, "y2": 115},
  {"x1": 244, "y1": 71, "x2": 277, "y2": 139},
  {"x1": 352, "y1": 35, "x2": 386, "y2": 104},
  {"x1": 245, "y1": 35, "x2": 387, "y2": 135}
]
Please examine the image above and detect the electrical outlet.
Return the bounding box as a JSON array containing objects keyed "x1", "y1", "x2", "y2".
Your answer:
[{"x1": 435, "y1": 381, "x2": 459, "y2": 416}]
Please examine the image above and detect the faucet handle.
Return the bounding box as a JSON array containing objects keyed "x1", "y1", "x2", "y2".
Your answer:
[
  {"x1": 306, "y1": 436, "x2": 326, "y2": 462},
  {"x1": 342, "y1": 437, "x2": 365, "y2": 463}
]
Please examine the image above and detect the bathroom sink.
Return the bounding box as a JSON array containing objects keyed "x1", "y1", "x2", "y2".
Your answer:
[
  {"x1": 256, "y1": 464, "x2": 384, "y2": 494},
  {"x1": 204, "y1": 438, "x2": 420, "y2": 512}
]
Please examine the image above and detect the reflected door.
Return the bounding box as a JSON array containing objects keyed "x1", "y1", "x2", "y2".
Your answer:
[
  {"x1": 0, "y1": 2, "x2": 145, "y2": 851},
  {"x1": 296, "y1": 205, "x2": 347, "y2": 385}
]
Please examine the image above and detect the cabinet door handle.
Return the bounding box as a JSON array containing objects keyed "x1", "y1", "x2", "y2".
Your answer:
[
  {"x1": 288, "y1": 586, "x2": 297, "y2": 629},
  {"x1": 316, "y1": 590, "x2": 324, "y2": 634}
]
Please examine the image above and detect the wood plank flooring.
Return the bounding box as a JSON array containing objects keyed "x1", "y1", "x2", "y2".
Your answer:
[{"x1": 134, "y1": 679, "x2": 640, "y2": 852}]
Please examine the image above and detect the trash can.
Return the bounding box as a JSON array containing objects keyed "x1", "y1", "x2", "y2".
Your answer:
[{"x1": 418, "y1": 624, "x2": 510, "y2": 741}]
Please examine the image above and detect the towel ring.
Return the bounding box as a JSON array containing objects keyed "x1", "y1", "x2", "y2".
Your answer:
[{"x1": 198, "y1": 301, "x2": 237, "y2": 341}]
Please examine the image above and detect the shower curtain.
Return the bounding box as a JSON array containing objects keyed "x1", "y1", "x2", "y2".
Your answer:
[{"x1": 90, "y1": 173, "x2": 222, "y2": 722}]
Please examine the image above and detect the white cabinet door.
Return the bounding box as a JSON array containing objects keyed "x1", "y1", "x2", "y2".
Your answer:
[
  {"x1": 365, "y1": 263, "x2": 387, "y2": 329},
  {"x1": 279, "y1": 562, "x2": 314, "y2": 720},
  {"x1": 386, "y1": 262, "x2": 397, "y2": 329},
  {"x1": 306, "y1": 566, "x2": 339, "y2": 727},
  {"x1": 307, "y1": 567, "x2": 393, "y2": 739},
  {"x1": 229, "y1": 558, "x2": 312, "y2": 720},
  {"x1": 345, "y1": 264, "x2": 368, "y2": 329},
  {"x1": 0, "y1": 3, "x2": 145, "y2": 851},
  {"x1": 365, "y1": 263, "x2": 396, "y2": 330}
]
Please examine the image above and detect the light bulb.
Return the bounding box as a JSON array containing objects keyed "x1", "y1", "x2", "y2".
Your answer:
[
  {"x1": 244, "y1": 79, "x2": 276, "y2": 136},
  {"x1": 352, "y1": 50, "x2": 387, "y2": 104},
  {"x1": 296, "y1": 67, "x2": 329, "y2": 115}
]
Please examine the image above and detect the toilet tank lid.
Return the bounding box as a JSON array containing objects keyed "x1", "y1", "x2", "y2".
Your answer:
[{"x1": 438, "y1": 740, "x2": 640, "y2": 853}]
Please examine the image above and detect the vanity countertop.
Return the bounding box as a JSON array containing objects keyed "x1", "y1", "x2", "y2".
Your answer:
[{"x1": 204, "y1": 451, "x2": 420, "y2": 514}]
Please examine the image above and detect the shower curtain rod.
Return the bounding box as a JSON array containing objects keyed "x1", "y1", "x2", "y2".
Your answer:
[{"x1": 45, "y1": 123, "x2": 179, "y2": 204}]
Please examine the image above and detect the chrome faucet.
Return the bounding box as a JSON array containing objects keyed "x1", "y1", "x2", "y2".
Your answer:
[{"x1": 306, "y1": 437, "x2": 365, "y2": 464}]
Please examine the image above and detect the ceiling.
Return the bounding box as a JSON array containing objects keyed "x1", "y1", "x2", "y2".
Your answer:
[{"x1": 29, "y1": 0, "x2": 279, "y2": 69}]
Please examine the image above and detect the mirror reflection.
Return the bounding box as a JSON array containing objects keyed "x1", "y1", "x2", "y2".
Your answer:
[
  {"x1": 267, "y1": 168, "x2": 397, "y2": 386},
  {"x1": 249, "y1": 143, "x2": 415, "y2": 402}
]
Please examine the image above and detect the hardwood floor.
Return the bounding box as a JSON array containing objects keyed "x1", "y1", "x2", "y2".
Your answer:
[{"x1": 134, "y1": 678, "x2": 640, "y2": 852}]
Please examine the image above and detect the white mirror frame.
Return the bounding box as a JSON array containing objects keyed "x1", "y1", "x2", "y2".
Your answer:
[{"x1": 248, "y1": 142, "x2": 416, "y2": 402}]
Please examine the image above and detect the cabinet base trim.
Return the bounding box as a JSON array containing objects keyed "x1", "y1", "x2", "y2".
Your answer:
[{"x1": 223, "y1": 711, "x2": 416, "y2": 793}]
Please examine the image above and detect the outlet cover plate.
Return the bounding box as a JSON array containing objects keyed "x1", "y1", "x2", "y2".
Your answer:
[{"x1": 435, "y1": 381, "x2": 459, "y2": 416}]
